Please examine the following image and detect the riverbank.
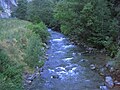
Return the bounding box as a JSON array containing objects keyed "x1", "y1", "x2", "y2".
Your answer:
[
  {"x1": 69, "y1": 37, "x2": 120, "y2": 90},
  {"x1": 0, "y1": 19, "x2": 48, "y2": 90}
]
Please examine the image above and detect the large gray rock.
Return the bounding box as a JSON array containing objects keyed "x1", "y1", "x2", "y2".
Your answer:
[
  {"x1": 0, "y1": 12, "x2": 9, "y2": 18},
  {"x1": 105, "y1": 76, "x2": 114, "y2": 88},
  {"x1": 0, "y1": 0, "x2": 17, "y2": 18}
]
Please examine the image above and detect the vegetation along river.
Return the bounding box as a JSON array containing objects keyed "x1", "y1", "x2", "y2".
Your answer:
[{"x1": 26, "y1": 29, "x2": 113, "y2": 90}]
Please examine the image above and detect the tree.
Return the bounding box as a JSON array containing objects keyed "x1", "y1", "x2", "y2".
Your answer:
[
  {"x1": 15, "y1": 0, "x2": 27, "y2": 20},
  {"x1": 55, "y1": 0, "x2": 119, "y2": 57},
  {"x1": 26, "y1": 0, "x2": 54, "y2": 25}
]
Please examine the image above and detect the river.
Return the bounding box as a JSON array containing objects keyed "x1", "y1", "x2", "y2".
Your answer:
[{"x1": 26, "y1": 29, "x2": 110, "y2": 90}]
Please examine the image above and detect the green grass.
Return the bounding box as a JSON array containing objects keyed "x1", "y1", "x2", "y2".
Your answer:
[{"x1": 0, "y1": 19, "x2": 48, "y2": 90}]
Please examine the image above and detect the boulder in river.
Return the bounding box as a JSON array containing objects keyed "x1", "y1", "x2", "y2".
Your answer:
[{"x1": 105, "y1": 76, "x2": 114, "y2": 88}]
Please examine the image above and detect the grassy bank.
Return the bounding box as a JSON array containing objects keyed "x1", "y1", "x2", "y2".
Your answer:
[{"x1": 0, "y1": 19, "x2": 49, "y2": 90}]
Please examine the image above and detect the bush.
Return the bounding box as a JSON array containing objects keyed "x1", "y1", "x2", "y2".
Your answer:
[
  {"x1": 27, "y1": 22, "x2": 49, "y2": 43},
  {"x1": 25, "y1": 33, "x2": 45, "y2": 68},
  {"x1": 55, "y1": 0, "x2": 119, "y2": 57},
  {"x1": 0, "y1": 49, "x2": 23, "y2": 90}
]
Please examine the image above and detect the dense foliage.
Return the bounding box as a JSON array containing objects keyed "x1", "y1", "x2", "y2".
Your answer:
[
  {"x1": 13, "y1": 0, "x2": 120, "y2": 62},
  {"x1": 26, "y1": 0, "x2": 54, "y2": 24},
  {"x1": 55, "y1": 0, "x2": 119, "y2": 57},
  {"x1": 14, "y1": 0, "x2": 27, "y2": 20},
  {"x1": 14, "y1": 0, "x2": 60, "y2": 30}
]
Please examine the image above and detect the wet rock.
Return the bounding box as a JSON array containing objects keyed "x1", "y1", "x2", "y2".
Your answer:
[
  {"x1": 78, "y1": 53, "x2": 81, "y2": 55},
  {"x1": 109, "y1": 67, "x2": 115, "y2": 73},
  {"x1": 105, "y1": 76, "x2": 114, "y2": 88},
  {"x1": 40, "y1": 68, "x2": 44, "y2": 72},
  {"x1": 100, "y1": 86, "x2": 109, "y2": 90},
  {"x1": 90, "y1": 64, "x2": 96, "y2": 70},
  {"x1": 114, "y1": 81, "x2": 120, "y2": 86},
  {"x1": 51, "y1": 75, "x2": 59, "y2": 79},
  {"x1": 72, "y1": 53, "x2": 76, "y2": 56},
  {"x1": 26, "y1": 80, "x2": 32, "y2": 85},
  {"x1": 80, "y1": 59, "x2": 88, "y2": 62},
  {"x1": 45, "y1": 56, "x2": 48, "y2": 60},
  {"x1": 87, "y1": 47, "x2": 94, "y2": 52},
  {"x1": 43, "y1": 43, "x2": 47, "y2": 47},
  {"x1": 27, "y1": 74, "x2": 37, "y2": 81}
]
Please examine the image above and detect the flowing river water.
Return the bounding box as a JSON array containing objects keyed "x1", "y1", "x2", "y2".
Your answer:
[{"x1": 26, "y1": 29, "x2": 111, "y2": 90}]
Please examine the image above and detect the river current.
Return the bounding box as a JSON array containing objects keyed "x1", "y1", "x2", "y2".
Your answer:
[{"x1": 26, "y1": 29, "x2": 106, "y2": 90}]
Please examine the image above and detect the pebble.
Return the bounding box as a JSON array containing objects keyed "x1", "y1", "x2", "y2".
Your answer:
[{"x1": 90, "y1": 64, "x2": 96, "y2": 70}]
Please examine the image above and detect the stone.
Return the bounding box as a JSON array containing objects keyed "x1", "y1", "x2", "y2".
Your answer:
[
  {"x1": 80, "y1": 59, "x2": 88, "y2": 62},
  {"x1": 26, "y1": 80, "x2": 32, "y2": 84},
  {"x1": 114, "y1": 81, "x2": 120, "y2": 86},
  {"x1": 51, "y1": 75, "x2": 59, "y2": 79},
  {"x1": 87, "y1": 47, "x2": 94, "y2": 51},
  {"x1": 105, "y1": 76, "x2": 114, "y2": 88},
  {"x1": 78, "y1": 53, "x2": 81, "y2": 55},
  {"x1": 0, "y1": 0, "x2": 17, "y2": 18},
  {"x1": 40, "y1": 68, "x2": 44, "y2": 72},
  {"x1": 109, "y1": 67, "x2": 115, "y2": 73},
  {"x1": 100, "y1": 86, "x2": 109, "y2": 90},
  {"x1": 27, "y1": 74, "x2": 36, "y2": 81},
  {"x1": 90, "y1": 64, "x2": 96, "y2": 70}
]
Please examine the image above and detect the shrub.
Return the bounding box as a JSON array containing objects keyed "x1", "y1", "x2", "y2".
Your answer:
[
  {"x1": 0, "y1": 49, "x2": 23, "y2": 90},
  {"x1": 25, "y1": 33, "x2": 45, "y2": 68},
  {"x1": 27, "y1": 22, "x2": 49, "y2": 43},
  {"x1": 55, "y1": 0, "x2": 119, "y2": 57}
]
